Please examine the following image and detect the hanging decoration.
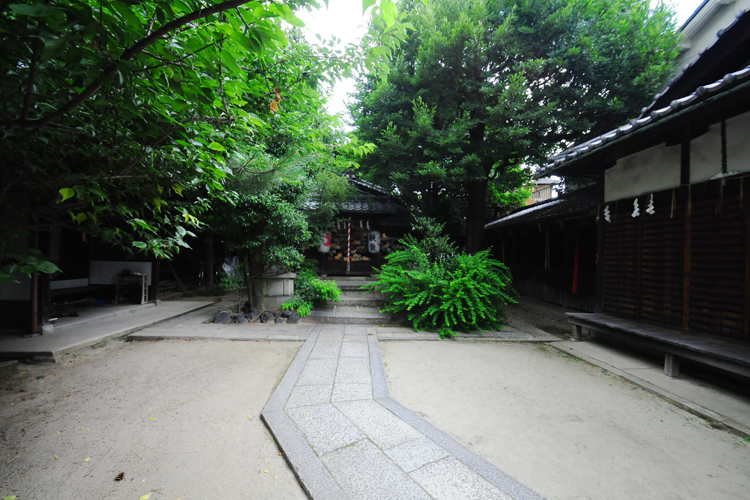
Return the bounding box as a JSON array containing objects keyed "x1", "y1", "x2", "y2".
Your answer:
[
  {"x1": 646, "y1": 194, "x2": 655, "y2": 215},
  {"x1": 318, "y1": 232, "x2": 331, "y2": 253},
  {"x1": 359, "y1": 219, "x2": 363, "y2": 229},
  {"x1": 347, "y1": 220, "x2": 352, "y2": 263},
  {"x1": 631, "y1": 198, "x2": 640, "y2": 218},
  {"x1": 603, "y1": 205, "x2": 611, "y2": 223},
  {"x1": 670, "y1": 190, "x2": 676, "y2": 219},
  {"x1": 368, "y1": 231, "x2": 381, "y2": 254},
  {"x1": 366, "y1": 221, "x2": 371, "y2": 231}
]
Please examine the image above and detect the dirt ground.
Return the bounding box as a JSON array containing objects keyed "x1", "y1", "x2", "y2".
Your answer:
[
  {"x1": 381, "y1": 341, "x2": 750, "y2": 500},
  {"x1": 0, "y1": 339, "x2": 307, "y2": 500}
]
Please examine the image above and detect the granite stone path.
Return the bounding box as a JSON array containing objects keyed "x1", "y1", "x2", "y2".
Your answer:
[{"x1": 261, "y1": 324, "x2": 545, "y2": 500}]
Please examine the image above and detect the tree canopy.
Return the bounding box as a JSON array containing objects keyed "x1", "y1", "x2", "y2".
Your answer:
[
  {"x1": 0, "y1": 0, "x2": 408, "y2": 281},
  {"x1": 352, "y1": 0, "x2": 681, "y2": 251}
]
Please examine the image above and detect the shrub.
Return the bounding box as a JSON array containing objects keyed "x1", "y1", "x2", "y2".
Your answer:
[
  {"x1": 365, "y1": 220, "x2": 516, "y2": 338},
  {"x1": 281, "y1": 260, "x2": 341, "y2": 317}
]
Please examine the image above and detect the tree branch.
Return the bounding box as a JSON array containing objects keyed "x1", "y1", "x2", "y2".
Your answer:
[
  {"x1": 1, "y1": 0, "x2": 255, "y2": 129},
  {"x1": 21, "y1": 38, "x2": 43, "y2": 121}
]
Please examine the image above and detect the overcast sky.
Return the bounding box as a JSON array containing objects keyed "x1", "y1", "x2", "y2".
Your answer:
[{"x1": 297, "y1": 0, "x2": 708, "y2": 121}]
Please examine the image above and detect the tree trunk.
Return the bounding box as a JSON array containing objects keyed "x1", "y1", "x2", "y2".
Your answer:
[
  {"x1": 465, "y1": 122, "x2": 488, "y2": 254},
  {"x1": 249, "y1": 247, "x2": 265, "y2": 311},
  {"x1": 203, "y1": 235, "x2": 214, "y2": 287},
  {"x1": 465, "y1": 177, "x2": 488, "y2": 254}
]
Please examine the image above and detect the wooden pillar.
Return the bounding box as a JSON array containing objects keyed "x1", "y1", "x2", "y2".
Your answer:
[{"x1": 683, "y1": 186, "x2": 692, "y2": 331}]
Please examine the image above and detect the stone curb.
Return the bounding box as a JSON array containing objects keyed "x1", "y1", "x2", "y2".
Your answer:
[
  {"x1": 547, "y1": 342, "x2": 750, "y2": 439},
  {"x1": 376, "y1": 397, "x2": 545, "y2": 500},
  {"x1": 260, "y1": 325, "x2": 350, "y2": 499}
]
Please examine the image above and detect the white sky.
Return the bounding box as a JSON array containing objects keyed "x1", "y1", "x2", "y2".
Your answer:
[{"x1": 297, "y1": 0, "x2": 708, "y2": 121}]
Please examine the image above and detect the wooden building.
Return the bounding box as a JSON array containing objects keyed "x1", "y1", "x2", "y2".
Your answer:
[
  {"x1": 486, "y1": 187, "x2": 598, "y2": 312},
  {"x1": 536, "y1": 11, "x2": 750, "y2": 347},
  {"x1": 317, "y1": 177, "x2": 413, "y2": 276}
]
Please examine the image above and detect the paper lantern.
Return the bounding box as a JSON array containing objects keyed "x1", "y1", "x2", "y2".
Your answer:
[
  {"x1": 368, "y1": 231, "x2": 381, "y2": 254},
  {"x1": 319, "y1": 232, "x2": 331, "y2": 253}
]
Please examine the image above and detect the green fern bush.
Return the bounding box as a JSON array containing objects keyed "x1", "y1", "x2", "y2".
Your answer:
[{"x1": 365, "y1": 223, "x2": 516, "y2": 338}]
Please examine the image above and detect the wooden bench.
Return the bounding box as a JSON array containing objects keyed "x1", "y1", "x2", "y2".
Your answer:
[{"x1": 566, "y1": 313, "x2": 750, "y2": 379}]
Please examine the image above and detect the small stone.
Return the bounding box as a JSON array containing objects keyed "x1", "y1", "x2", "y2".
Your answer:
[
  {"x1": 247, "y1": 312, "x2": 260, "y2": 323},
  {"x1": 260, "y1": 311, "x2": 274, "y2": 323},
  {"x1": 281, "y1": 310, "x2": 292, "y2": 318},
  {"x1": 288, "y1": 312, "x2": 301, "y2": 324},
  {"x1": 273, "y1": 311, "x2": 283, "y2": 318},
  {"x1": 232, "y1": 314, "x2": 247, "y2": 323},
  {"x1": 274, "y1": 317, "x2": 285, "y2": 323},
  {"x1": 214, "y1": 311, "x2": 231, "y2": 324}
]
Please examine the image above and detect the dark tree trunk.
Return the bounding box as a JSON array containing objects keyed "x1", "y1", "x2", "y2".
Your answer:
[
  {"x1": 249, "y1": 247, "x2": 264, "y2": 311},
  {"x1": 465, "y1": 123, "x2": 488, "y2": 254},
  {"x1": 203, "y1": 234, "x2": 214, "y2": 287},
  {"x1": 465, "y1": 176, "x2": 488, "y2": 254}
]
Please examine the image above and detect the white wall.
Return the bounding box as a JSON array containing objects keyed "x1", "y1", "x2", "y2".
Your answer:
[
  {"x1": 604, "y1": 145, "x2": 681, "y2": 202},
  {"x1": 89, "y1": 261, "x2": 153, "y2": 286},
  {"x1": 690, "y1": 122, "x2": 722, "y2": 183},
  {"x1": 679, "y1": 0, "x2": 750, "y2": 67},
  {"x1": 691, "y1": 113, "x2": 750, "y2": 182},
  {"x1": 726, "y1": 113, "x2": 750, "y2": 174}
]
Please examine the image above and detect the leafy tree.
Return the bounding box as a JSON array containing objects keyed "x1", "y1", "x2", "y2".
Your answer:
[
  {"x1": 0, "y1": 0, "x2": 409, "y2": 281},
  {"x1": 352, "y1": 0, "x2": 680, "y2": 252}
]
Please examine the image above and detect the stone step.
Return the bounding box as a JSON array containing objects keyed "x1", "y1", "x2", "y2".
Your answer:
[
  {"x1": 331, "y1": 290, "x2": 386, "y2": 308},
  {"x1": 323, "y1": 276, "x2": 377, "y2": 292},
  {"x1": 304, "y1": 305, "x2": 394, "y2": 325}
]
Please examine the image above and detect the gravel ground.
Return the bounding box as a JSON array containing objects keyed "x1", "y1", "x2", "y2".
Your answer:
[
  {"x1": 0, "y1": 339, "x2": 307, "y2": 500},
  {"x1": 381, "y1": 340, "x2": 750, "y2": 500}
]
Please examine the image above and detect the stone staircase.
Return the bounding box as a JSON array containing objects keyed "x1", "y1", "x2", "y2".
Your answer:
[{"x1": 305, "y1": 276, "x2": 398, "y2": 325}]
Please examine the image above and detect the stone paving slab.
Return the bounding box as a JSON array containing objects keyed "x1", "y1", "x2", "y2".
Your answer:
[
  {"x1": 335, "y1": 399, "x2": 422, "y2": 449},
  {"x1": 286, "y1": 403, "x2": 365, "y2": 455},
  {"x1": 321, "y1": 439, "x2": 432, "y2": 500},
  {"x1": 411, "y1": 457, "x2": 513, "y2": 500},
  {"x1": 261, "y1": 323, "x2": 546, "y2": 500},
  {"x1": 385, "y1": 437, "x2": 451, "y2": 473}
]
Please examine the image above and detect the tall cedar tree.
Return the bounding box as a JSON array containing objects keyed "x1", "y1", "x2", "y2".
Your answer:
[{"x1": 352, "y1": 0, "x2": 680, "y2": 251}]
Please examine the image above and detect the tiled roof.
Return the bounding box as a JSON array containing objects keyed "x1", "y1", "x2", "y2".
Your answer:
[
  {"x1": 485, "y1": 189, "x2": 597, "y2": 229},
  {"x1": 539, "y1": 64, "x2": 750, "y2": 177},
  {"x1": 642, "y1": 9, "x2": 750, "y2": 117},
  {"x1": 348, "y1": 177, "x2": 392, "y2": 196},
  {"x1": 339, "y1": 196, "x2": 402, "y2": 214}
]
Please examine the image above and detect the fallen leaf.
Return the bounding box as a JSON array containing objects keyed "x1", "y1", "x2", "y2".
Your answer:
[
  {"x1": 149, "y1": 417, "x2": 154, "y2": 421},
  {"x1": 54, "y1": 455, "x2": 58, "y2": 459},
  {"x1": 139, "y1": 494, "x2": 151, "y2": 500},
  {"x1": 263, "y1": 470, "x2": 268, "y2": 473},
  {"x1": 83, "y1": 457, "x2": 90, "y2": 462}
]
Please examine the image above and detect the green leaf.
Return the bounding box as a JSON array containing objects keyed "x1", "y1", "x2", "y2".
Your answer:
[
  {"x1": 139, "y1": 493, "x2": 152, "y2": 500},
  {"x1": 59, "y1": 188, "x2": 76, "y2": 203},
  {"x1": 220, "y1": 49, "x2": 243, "y2": 76},
  {"x1": 207, "y1": 142, "x2": 225, "y2": 152},
  {"x1": 9, "y1": 3, "x2": 57, "y2": 16},
  {"x1": 110, "y1": 3, "x2": 142, "y2": 30},
  {"x1": 380, "y1": 0, "x2": 398, "y2": 27},
  {"x1": 231, "y1": 31, "x2": 262, "y2": 54},
  {"x1": 362, "y1": 0, "x2": 377, "y2": 14},
  {"x1": 132, "y1": 241, "x2": 147, "y2": 249}
]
